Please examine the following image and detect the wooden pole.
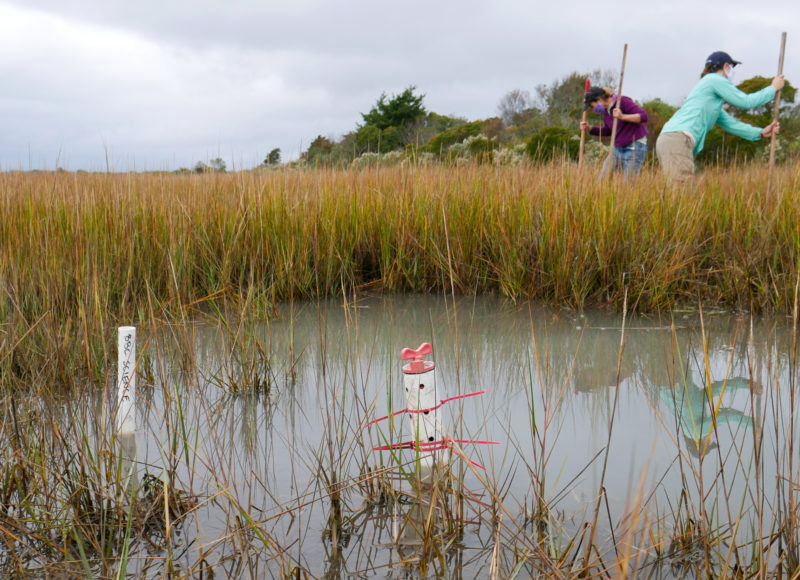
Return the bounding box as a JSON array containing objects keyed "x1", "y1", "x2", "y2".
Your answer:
[
  {"x1": 578, "y1": 78, "x2": 591, "y2": 169},
  {"x1": 768, "y1": 32, "x2": 787, "y2": 193},
  {"x1": 603, "y1": 44, "x2": 628, "y2": 179}
]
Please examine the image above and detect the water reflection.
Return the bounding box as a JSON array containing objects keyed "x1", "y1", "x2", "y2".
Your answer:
[
  {"x1": 654, "y1": 376, "x2": 759, "y2": 459},
  {"x1": 67, "y1": 295, "x2": 797, "y2": 575}
]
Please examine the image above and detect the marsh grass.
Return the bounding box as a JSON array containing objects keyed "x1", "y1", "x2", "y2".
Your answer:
[
  {"x1": 3, "y1": 162, "x2": 798, "y2": 403},
  {"x1": 2, "y1": 163, "x2": 800, "y2": 576},
  {"x1": 2, "y1": 164, "x2": 799, "y2": 324}
]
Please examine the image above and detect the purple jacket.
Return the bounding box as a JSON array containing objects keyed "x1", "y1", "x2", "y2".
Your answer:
[{"x1": 589, "y1": 95, "x2": 649, "y2": 147}]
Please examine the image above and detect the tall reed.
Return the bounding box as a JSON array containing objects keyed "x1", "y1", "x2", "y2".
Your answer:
[{"x1": 2, "y1": 164, "x2": 799, "y2": 328}]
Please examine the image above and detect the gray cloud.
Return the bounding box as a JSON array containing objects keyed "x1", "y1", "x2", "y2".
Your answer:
[{"x1": 1, "y1": 0, "x2": 798, "y2": 170}]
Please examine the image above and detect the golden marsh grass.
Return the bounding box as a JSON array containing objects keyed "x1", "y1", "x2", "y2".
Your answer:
[{"x1": 2, "y1": 163, "x2": 799, "y2": 327}]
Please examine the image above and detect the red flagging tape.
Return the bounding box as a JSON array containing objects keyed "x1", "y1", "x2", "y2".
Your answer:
[{"x1": 364, "y1": 389, "x2": 489, "y2": 428}]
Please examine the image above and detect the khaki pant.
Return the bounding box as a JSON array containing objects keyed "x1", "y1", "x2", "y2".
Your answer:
[{"x1": 656, "y1": 131, "x2": 695, "y2": 182}]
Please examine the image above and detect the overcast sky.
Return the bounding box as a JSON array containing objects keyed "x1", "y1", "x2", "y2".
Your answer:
[{"x1": 1, "y1": 0, "x2": 798, "y2": 171}]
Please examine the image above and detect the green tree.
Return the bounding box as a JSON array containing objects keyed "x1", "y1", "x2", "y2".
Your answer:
[
  {"x1": 526, "y1": 127, "x2": 579, "y2": 163},
  {"x1": 403, "y1": 112, "x2": 465, "y2": 149},
  {"x1": 361, "y1": 86, "x2": 426, "y2": 130},
  {"x1": 467, "y1": 135, "x2": 496, "y2": 164},
  {"x1": 209, "y1": 157, "x2": 226, "y2": 172},
  {"x1": 264, "y1": 148, "x2": 281, "y2": 166},
  {"x1": 423, "y1": 121, "x2": 483, "y2": 155},
  {"x1": 357, "y1": 86, "x2": 427, "y2": 152},
  {"x1": 355, "y1": 125, "x2": 401, "y2": 154},
  {"x1": 304, "y1": 135, "x2": 335, "y2": 165},
  {"x1": 503, "y1": 108, "x2": 546, "y2": 142}
]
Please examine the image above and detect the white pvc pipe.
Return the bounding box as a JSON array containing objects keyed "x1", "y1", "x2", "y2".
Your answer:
[
  {"x1": 117, "y1": 326, "x2": 136, "y2": 434},
  {"x1": 119, "y1": 431, "x2": 138, "y2": 494},
  {"x1": 402, "y1": 344, "x2": 449, "y2": 470}
]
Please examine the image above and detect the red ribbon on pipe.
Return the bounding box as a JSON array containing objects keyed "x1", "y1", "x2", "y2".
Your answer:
[{"x1": 364, "y1": 389, "x2": 489, "y2": 428}]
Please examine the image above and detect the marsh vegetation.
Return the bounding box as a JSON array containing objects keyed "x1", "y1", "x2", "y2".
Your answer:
[{"x1": 1, "y1": 164, "x2": 800, "y2": 577}]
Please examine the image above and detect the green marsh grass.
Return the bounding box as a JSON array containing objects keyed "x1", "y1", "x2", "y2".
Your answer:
[{"x1": 2, "y1": 163, "x2": 800, "y2": 576}]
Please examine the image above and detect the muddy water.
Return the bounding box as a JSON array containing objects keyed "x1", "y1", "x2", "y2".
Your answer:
[{"x1": 118, "y1": 295, "x2": 793, "y2": 576}]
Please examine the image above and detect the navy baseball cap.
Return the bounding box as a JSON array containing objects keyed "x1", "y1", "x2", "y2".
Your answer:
[{"x1": 706, "y1": 51, "x2": 741, "y2": 67}]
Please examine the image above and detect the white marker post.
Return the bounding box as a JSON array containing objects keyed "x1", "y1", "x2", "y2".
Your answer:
[
  {"x1": 401, "y1": 343, "x2": 449, "y2": 472},
  {"x1": 117, "y1": 326, "x2": 136, "y2": 434}
]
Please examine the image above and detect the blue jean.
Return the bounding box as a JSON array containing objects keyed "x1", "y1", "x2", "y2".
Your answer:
[{"x1": 603, "y1": 141, "x2": 647, "y2": 175}]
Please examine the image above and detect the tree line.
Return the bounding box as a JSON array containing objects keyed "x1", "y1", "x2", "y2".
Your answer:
[{"x1": 279, "y1": 71, "x2": 798, "y2": 169}]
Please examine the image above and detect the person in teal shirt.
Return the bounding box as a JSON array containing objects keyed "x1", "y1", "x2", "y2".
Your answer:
[
  {"x1": 657, "y1": 375, "x2": 761, "y2": 459},
  {"x1": 656, "y1": 51, "x2": 784, "y2": 182}
]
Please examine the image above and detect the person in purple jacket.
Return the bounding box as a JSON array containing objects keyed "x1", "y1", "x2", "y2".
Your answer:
[{"x1": 580, "y1": 86, "x2": 649, "y2": 175}]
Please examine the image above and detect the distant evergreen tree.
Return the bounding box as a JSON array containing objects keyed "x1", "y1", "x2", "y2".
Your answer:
[
  {"x1": 264, "y1": 148, "x2": 281, "y2": 166},
  {"x1": 361, "y1": 86, "x2": 426, "y2": 130},
  {"x1": 353, "y1": 86, "x2": 428, "y2": 153}
]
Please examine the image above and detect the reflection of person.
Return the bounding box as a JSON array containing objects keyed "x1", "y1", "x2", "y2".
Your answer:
[
  {"x1": 574, "y1": 360, "x2": 633, "y2": 393},
  {"x1": 656, "y1": 50, "x2": 784, "y2": 182},
  {"x1": 580, "y1": 86, "x2": 649, "y2": 175},
  {"x1": 657, "y1": 377, "x2": 760, "y2": 458}
]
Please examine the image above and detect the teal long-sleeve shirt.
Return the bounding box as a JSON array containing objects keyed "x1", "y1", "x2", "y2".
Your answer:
[
  {"x1": 661, "y1": 73, "x2": 776, "y2": 155},
  {"x1": 657, "y1": 378, "x2": 754, "y2": 442}
]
